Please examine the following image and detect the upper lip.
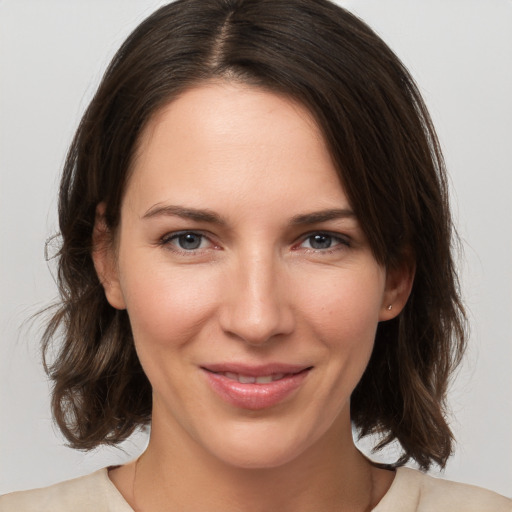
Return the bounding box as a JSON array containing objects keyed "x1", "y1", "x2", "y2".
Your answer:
[{"x1": 201, "y1": 363, "x2": 312, "y2": 377}]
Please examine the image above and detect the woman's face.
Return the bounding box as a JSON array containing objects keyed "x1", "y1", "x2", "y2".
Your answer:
[{"x1": 96, "y1": 82, "x2": 408, "y2": 468}]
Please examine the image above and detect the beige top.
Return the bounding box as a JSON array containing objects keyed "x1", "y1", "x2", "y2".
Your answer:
[{"x1": 0, "y1": 466, "x2": 510, "y2": 512}]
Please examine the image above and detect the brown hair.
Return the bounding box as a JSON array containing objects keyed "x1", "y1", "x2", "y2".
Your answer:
[{"x1": 43, "y1": 0, "x2": 466, "y2": 470}]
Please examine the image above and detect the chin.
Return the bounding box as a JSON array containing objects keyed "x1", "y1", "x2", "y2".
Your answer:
[
  {"x1": 200, "y1": 419, "x2": 322, "y2": 470},
  {"x1": 214, "y1": 444, "x2": 303, "y2": 470}
]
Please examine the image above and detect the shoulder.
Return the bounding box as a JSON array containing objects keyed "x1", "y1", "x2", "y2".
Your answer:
[
  {"x1": 0, "y1": 468, "x2": 133, "y2": 512},
  {"x1": 375, "y1": 467, "x2": 511, "y2": 512}
]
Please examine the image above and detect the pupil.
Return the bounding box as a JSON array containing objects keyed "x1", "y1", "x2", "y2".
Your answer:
[
  {"x1": 310, "y1": 234, "x2": 331, "y2": 249},
  {"x1": 179, "y1": 233, "x2": 201, "y2": 250}
]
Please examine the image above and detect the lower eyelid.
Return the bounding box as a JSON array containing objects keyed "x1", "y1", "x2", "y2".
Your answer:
[
  {"x1": 298, "y1": 233, "x2": 350, "y2": 250},
  {"x1": 161, "y1": 231, "x2": 227, "y2": 256},
  {"x1": 158, "y1": 231, "x2": 350, "y2": 253},
  {"x1": 160, "y1": 232, "x2": 208, "y2": 249}
]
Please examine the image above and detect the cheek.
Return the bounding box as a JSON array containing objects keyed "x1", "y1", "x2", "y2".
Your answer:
[
  {"x1": 118, "y1": 258, "x2": 219, "y2": 349},
  {"x1": 299, "y1": 267, "x2": 385, "y2": 395},
  {"x1": 297, "y1": 266, "x2": 386, "y2": 342}
]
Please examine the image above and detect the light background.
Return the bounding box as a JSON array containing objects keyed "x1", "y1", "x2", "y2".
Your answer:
[{"x1": 1, "y1": 0, "x2": 511, "y2": 498}]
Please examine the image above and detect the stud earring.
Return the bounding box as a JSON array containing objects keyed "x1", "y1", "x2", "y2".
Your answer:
[{"x1": 386, "y1": 304, "x2": 393, "y2": 311}]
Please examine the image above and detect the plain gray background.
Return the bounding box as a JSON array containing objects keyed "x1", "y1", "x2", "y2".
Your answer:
[{"x1": 1, "y1": 0, "x2": 511, "y2": 497}]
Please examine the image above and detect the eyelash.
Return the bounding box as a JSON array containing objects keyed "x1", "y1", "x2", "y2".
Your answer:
[
  {"x1": 159, "y1": 231, "x2": 217, "y2": 255},
  {"x1": 158, "y1": 231, "x2": 351, "y2": 255},
  {"x1": 295, "y1": 232, "x2": 351, "y2": 253}
]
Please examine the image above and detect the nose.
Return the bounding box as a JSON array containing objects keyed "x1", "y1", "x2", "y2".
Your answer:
[{"x1": 218, "y1": 251, "x2": 295, "y2": 345}]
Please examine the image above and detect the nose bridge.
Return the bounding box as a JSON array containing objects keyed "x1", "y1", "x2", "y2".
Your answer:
[{"x1": 220, "y1": 246, "x2": 294, "y2": 345}]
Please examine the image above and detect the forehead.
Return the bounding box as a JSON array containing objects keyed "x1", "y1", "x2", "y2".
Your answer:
[
  {"x1": 136, "y1": 81, "x2": 325, "y2": 160},
  {"x1": 125, "y1": 82, "x2": 350, "y2": 216}
]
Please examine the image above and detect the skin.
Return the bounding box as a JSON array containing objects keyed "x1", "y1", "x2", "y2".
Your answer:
[{"x1": 95, "y1": 82, "x2": 413, "y2": 511}]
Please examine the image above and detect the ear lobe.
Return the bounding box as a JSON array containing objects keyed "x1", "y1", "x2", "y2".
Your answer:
[
  {"x1": 92, "y1": 203, "x2": 126, "y2": 310},
  {"x1": 379, "y1": 258, "x2": 415, "y2": 321}
]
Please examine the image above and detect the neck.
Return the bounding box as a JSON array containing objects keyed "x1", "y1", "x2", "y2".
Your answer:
[{"x1": 122, "y1": 412, "x2": 389, "y2": 512}]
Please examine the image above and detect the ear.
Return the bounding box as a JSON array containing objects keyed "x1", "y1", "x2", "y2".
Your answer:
[
  {"x1": 92, "y1": 203, "x2": 126, "y2": 310},
  {"x1": 379, "y1": 256, "x2": 415, "y2": 321}
]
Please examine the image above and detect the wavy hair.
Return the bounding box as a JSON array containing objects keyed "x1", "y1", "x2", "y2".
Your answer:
[{"x1": 42, "y1": 0, "x2": 466, "y2": 470}]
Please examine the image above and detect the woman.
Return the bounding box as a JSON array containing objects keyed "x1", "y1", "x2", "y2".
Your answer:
[{"x1": 1, "y1": 0, "x2": 510, "y2": 510}]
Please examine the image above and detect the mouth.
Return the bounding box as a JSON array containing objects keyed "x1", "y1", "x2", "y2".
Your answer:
[
  {"x1": 210, "y1": 371, "x2": 296, "y2": 384},
  {"x1": 201, "y1": 364, "x2": 312, "y2": 410}
]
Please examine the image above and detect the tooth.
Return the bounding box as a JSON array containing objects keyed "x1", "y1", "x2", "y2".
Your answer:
[
  {"x1": 272, "y1": 373, "x2": 285, "y2": 381},
  {"x1": 255, "y1": 375, "x2": 273, "y2": 384},
  {"x1": 224, "y1": 372, "x2": 238, "y2": 381},
  {"x1": 238, "y1": 375, "x2": 256, "y2": 384}
]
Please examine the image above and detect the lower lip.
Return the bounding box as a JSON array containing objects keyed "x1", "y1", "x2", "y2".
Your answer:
[{"x1": 203, "y1": 369, "x2": 310, "y2": 410}]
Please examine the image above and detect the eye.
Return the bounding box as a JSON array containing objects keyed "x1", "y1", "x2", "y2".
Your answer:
[
  {"x1": 162, "y1": 231, "x2": 212, "y2": 251},
  {"x1": 299, "y1": 232, "x2": 349, "y2": 251}
]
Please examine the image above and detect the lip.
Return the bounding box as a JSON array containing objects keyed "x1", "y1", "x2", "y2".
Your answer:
[{"x1": 201, "y1": 363, "x2": 312, "y2": 410}]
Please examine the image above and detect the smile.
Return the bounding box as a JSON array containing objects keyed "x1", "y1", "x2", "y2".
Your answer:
[
  {"x1": 219, "y1": 372, "x2": 288, "y2": 384},
  {"x1": 202, "y1": 365, "x2": 312, "y2": 410}
]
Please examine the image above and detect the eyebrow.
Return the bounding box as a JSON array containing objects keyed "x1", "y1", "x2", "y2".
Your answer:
[
  {"x1": 290, "y1": 208, "x2": 356, "y2": 225},
  {"x1": 142, "y1": 204, "x2": 355, "y2": 226},
  {"x1": 142, "y1": 204, "x2": 226, "y2": 225}
]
